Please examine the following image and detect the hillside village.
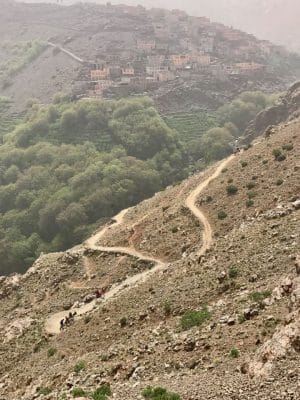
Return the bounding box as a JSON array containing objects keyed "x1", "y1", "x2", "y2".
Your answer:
[
  {"x1": 71, "y1": 5, "x2": 294, "y2": 99},
  {"x1": 1, "y1": 1, "x2": 299, "y2": 112}
]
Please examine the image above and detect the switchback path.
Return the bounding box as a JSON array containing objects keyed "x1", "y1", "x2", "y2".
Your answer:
[{"x1": 45, "y1": 156, "x2": 233, "y2": 334}]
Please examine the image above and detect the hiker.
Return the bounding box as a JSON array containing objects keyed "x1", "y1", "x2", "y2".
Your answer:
[
  {"x1": 60, "y1": 318, "x2": 64, "y2": 331},
  {"x1": 65, "y1": 316, "x2": 70, "y2": 326},
  {"x1": 69, "y1": 311, "x2": 74, "y2": 320}
]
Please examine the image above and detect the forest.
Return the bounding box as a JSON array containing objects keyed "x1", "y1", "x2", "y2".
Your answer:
[{"x1": 0, "y1": 91, "x2": 277, "y2": 274}]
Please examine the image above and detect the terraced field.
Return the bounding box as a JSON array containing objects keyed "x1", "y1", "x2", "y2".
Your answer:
[{"x1": 164, "y1": 111, "x2": 217, "y2": 143}]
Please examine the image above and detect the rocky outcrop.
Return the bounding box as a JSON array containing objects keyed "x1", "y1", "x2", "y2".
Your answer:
[{"x1": 242, "y1": 81, "x2": 300, "y2": 143}]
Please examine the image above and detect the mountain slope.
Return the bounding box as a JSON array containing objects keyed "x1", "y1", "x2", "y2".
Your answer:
[{"x1": 0, "y1": 100, "x2": 299, "y2": 399}]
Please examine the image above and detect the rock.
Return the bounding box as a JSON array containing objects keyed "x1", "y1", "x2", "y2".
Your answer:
[
  {"x1": 217, "y1": 271, "x2": 227, "y2": 283},
  {"x1": 291, "y1": 199, "x2": 300, "y2": 210},
  {"x1": 281, "y1": 277, "x2": 293, "y2": 294}
]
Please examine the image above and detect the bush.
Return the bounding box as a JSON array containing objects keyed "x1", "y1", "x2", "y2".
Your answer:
[
  {"x1": 84, "y1": 315, "x2": 91, "y2": 324},
  {"x1": 218, "y1": 210, "x2": 227, "y2": 220},
  {"x1": 246, "y1": 200, "x2": 254, "y2": 208},
  {"x1": 273, "y1": 149, "x2": 286, "y2": 161},
  {"x1": 92, "y1": 384, "x2": 112, "y2": 400},
  {"x1": 240, "y1": 161, "x2": 248, "y2": 168},
  {"x1": 163, "y1": 300, "x2": 172, "y2": 316},
  {"x1": 249, "y1": 290, "x2": 272, "y2": 303},
  {"x1": 120, "y1": 317, "x2": 128, "y2": 327},
  {"x1": 47, "y1": 347, "x2": 57, "y2": 357},
  {"x1": 226, "y1": 185, "x2": 238, "y2": 195},
  {"x1": 228, "y1": 266, "x2": 239, "y2": 279},
  {"x1": 74, "y1": 360, "x2": 86, "y2": 374},
  {"x1": 246, "y1": 182, "x2": 256, "y2": 190},
  {"x1": 221, "y1": 168, "x2": 228, "y2": 173},
  {"x1": 38, "y1": 387, "x2": 52, "y2": 395},
  {"x1": 72, "y1": 388, "x2": 87, "y2": 398},
  {"x1": 248, "y1": 191, "x2": 257, "y2": 199},
  {"x1": 180, "y1": 307, "x2": 211, "y2": 331},
  {"x1": 229, "y1": 348, "x2": 240, "y2": 358},
  {"x1": 262, "y1": 159, "x2": 269, "y2": 165},
  {"x1": 142, "y1": 386, "x2": 181, "y2": 400},
  {"x1": 276, "y1": 178, "x2": 283, "y2": 186},
  {"x1": 282, "y1": 143, "x2": 293, "y2": 151}
]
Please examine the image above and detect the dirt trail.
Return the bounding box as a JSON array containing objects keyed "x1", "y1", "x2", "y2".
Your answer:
[
  {"x1": 186, "y1": 155, "x2": 234, "y2": 255},
  {"x1": 45, "y1": 157, "x2": 233, "y2": 335}
]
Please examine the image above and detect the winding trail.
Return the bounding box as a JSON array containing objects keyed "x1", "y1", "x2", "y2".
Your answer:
[{"x1": 45, "y1": 156, "x2": 233, "y2": 335}]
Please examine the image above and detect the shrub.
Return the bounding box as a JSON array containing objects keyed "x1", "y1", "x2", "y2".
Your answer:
[
  {"x1": 74, "y1": 360, "x2": 86, "y2": 374},
  {"x1": 218, "y1": 210, "x2": 227, "y2": 220},
  {"x1": 221, "y1": 168, "x2": 228, "y2": 173},
  {"x1": 163, "y1": 300, "x2": 172, "y2": 316},
  {"x1": 228, "y1": 266, "x2": 239, "y2": 279},
  {"x1": 180, "y1": 307, "x2": 211, "y2": 331},
  {"x1": 47, "y1": 347, "x2": 57, "y2": 357},
  {"x1": 246, "y1": 200, "x2": 254, "y2": 208},
  {"x1": 249, "y1": 290, "x2": 271, "y2": 303},
  {"x1": 238, "y1": 314, "x2": 246, "y2": 324},
  {"x1": 226, "y1": 185, "x2": 238, "y2": 195},
  {"x1": 248, "y1": 191, "x2": 257, "y2": 199},
  {"x1": 276, "y1": 178, "x2": 283, "y2": 186},
  {"x1": 72, "y1": 388, "x2": 87, "y2": 398},
  {"x1": 273, "y1": 149, "x2": 286, "y2": 161},
  {"x1": 229, "y1": 348, "x2": 240, "y2": 358},
  {"x1": 282, "y1": 143, "x2": 293, "y2": 151},
  {"x1": 240, "y1": 161, "x2": 248, "y2": 168},
  {"x1": 262, "y1": 159, "x2": 268, "y2": 165},
  {"x1": 227, "y1": 178, "x2": 233, "y2": 183},
  {"x1": 120, "y1": 317, "x2": 128, "y2": 327},
  {"x1": 92, "y1": 384, "x2": 112, "y2": 400},
  {"x1": 142, "y1": 386, "x2": 181, "y2": 400},
  {"x1": 84, "y1": 315, "x2": 91, "y2": 324},
  {"x1": 246, "y1": 182, "x2": 256, "y2": 190},
  {"x1": 38, "y1": 387, "x2": 52, "y2": 395},
  {"x1": 206, "y1": 195, "x2": 213, "y2": 203}
]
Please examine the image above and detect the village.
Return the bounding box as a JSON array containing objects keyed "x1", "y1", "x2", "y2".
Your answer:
[{"x1": 82, "y1": 5, "x2": 282, "y2": 99}]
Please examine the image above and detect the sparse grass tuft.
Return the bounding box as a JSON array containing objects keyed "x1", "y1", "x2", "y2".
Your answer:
[
  {"x1": 218, "y1": 210, "x2": 228, "y2": 220},
  {"x1": 72, "y1": 388, "x2": 87, "y2": 398},
  {"x1": 163, "y1": 300, "x2": 172, "y2": 316},
  {"x1": 228, "y1": 266, "x2": 239, "y2": 279},
  {"x1": 246, "y1": 199, "x2": 254, "y2": 208},
  {"x1": 38, "y1": 387, "x2": 52, "y2": 396},
  {"x1": 226, "y1": 185, "x2": 238, "y2": 195},
  {"x1": 273, "y1": 149, "x2": 286, "y2": 161},
  {"x1": 120, "y1": 317, "x2": 128, "y2": 327},
  {"x1": 276, "y1": 178, "x2": 283, "y2": 186},
  {"x1": 74, "y1": 360, "x2": 86, "y2": 374},
  {"x1": 249, "y1": 290, "x2": 272, "y2": 303},
  {"x1": 240, "y1": 161, "x2": 248, "y2": 168},
  {"x1": 246, "y1": 182, "x2": 256, "y2": 190},
  {"x1": 282, "y1": 143, "x2": 293, "y2": 151},
  {"x1": 47, "y1": 347, "x2": 57, "y2": 357},
  {"x1": 229, "y1": 348, "x2": 240, "y2": 358},
  {"x1": 142, "y1": 386, "x2": 181, "y2": 400},
  {"x1": 181, "y1": 307, "x2": 211, "y2": 331},
  {"x1": 92, "y1": 384, "x2": 112, "y2": 400}
]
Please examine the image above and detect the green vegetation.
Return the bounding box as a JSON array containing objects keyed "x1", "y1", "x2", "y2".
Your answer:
[
  {"x1": 180, "y1": 307, "x2": 211, "y2": 331},
  {"x1": 142, "y1": 386, "x2": 181, "y2": 400},
  {"x1": 120, "y1": 317, "x2": 128, "y2": 327},
  {"x1": 229, "y1": 348, "x2": 240, "y2": 358},
  {"x1": 249, "y1": 290, "x2": 272, "y2": 303},
  {"x1": 74, "y1": 360, "x2": 86, "y2": 374},
  {"x1": 163, "y1": 300, "x2": 172, "y2": 316},
  {"x1": 47, "y1": 347, "x2": 57, "y2": 357},
  {"x1": 246, "y1": 182, "x2": 256, "y2": 190},
  {"x1": 226, "y1": 185, "x2": 238, "y2": 195},
  {"x1": 0, "y1": 96, "x2": 187, "y2": 274},
  {"x1": 72, "y1": 388, "x2": 87, "y2": 398},
  {"x1": 92, "y1": 385, "x2": 112, "y2": 400},
  {"x1": 282, "y1": 143, "x2": 293, "y2": 151},
  {"x1": 272, "y1": 149, "x2": 286, "y2": 161},
  {"x1": 165, "y1": 91, "x2": 278, "y2": 165},
  {"x1": 228, "y1": 266, "x2": 239, "y2": 279},
  {"x1": 248, "y1": 191, "x2": 257, "y2": 199},
  {"x1": 38, "y1": 387, "x2": 52, "y2": 396},
  {"x1": 0, "y1": 40, "x2": 47, "y2": 89},
  {"x1": 246, "y1": 199, "x2": 254, "y2": 208},
  {"x1": 218, "y1": 210, "x2": 227, "y2": 220}
]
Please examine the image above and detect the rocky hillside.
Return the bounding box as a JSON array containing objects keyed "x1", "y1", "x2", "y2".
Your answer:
[
  {"x1": 243, "y1": 81, "x2": 300, "y2": 143},
  {"x1": 1, "y1": 1, "x2": 300, "y2": 114},
  {"x1": 0, "y1": 106, "x2": 299, "y2": 399}
]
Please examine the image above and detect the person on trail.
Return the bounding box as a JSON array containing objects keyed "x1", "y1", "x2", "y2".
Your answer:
[
  {"x1": 65, "y1": 316, "x2": 70, "y2": 326},
  {"x1": 60, "y1": 319, "x2": 64, "y2": 331}
]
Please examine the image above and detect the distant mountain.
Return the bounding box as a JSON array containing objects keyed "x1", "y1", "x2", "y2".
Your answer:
[{"x1": 17, "y1": 0, "x2": 300, "y2": 53}]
